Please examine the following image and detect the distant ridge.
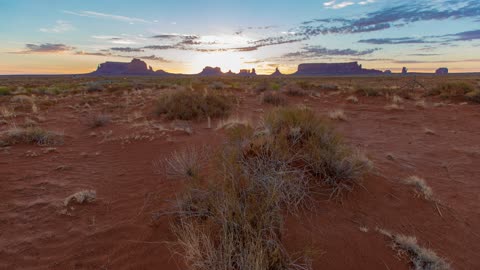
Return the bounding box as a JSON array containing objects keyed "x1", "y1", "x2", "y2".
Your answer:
[{"x1": 86, "y1": 59, "x2": 470, "y2": 76}]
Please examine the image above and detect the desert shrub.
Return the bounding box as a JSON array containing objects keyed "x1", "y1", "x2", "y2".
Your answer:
[
  {"x1": 378, "y1": 229, "x2": 451, "y2": 270},
  {"x1": 262, "y1": 91, "x2": 287, "y2": 106},
  {"x1": 283, "y1": 84, "x2": 307, "y2": 96},
  {"x1": 156, "y1": 90, "x2": 233, "y2": 120},
  {"x1": 166, "y1": 107, "x2": 369, "y2": 269},
  {"x1": 465, "y1": 89, "x2": 480, "y2": 103},
  {"x1": 355, "y1": 86, "x2": 383, "y2": 97},
  {"x1": 317, "y1": 83, "x2": 339, "y2": 91},
  {"x1": 261, "y1": 108, "x2": 371, "y2": 199},
  {"x1": 254, "y1": 81, "x2": 270, "y2": 92},
  {"x1": 0, "y1": 127, "x2": 63, "y2": 146},
  {"x1": 88, "y1": 114, "x2": 111, "y2": 128},
  {"x1": 86, "y1": 81, "x2": 106, "y2": 92},
  {"x1": 430, "y1": 82, "x2": 474, "y2": 98},
  {"x1": 0, "y1": 86, "x2": 12, "y2": 96}
]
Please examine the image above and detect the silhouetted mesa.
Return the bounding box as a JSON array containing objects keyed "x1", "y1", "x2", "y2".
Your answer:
[
  {"x1": 294, "y1": 62, "x2": 382, "y2": 76},
  {"x1": 199, "y1": 66, "x2": 224, "y2": 76},
  {"x1": 91, "y1": 58, "x2": 157, "y2": 75},
  {"x1": 436, "y1": 67, "x2": 448, "y2": 75},
  {"x1": 238, "y1": 69, "x2": 257, "y2": 76}
]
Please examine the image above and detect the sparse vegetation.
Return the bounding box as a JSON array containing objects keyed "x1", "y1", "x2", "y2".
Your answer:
[
  {"x1": 328, "y1": 109, "x2": 347, "y2": 121},
  {"x1": 404, "y1": 176, "x2": 433, "y2": 200},
  {"x1": 378, "y1": 229, "x2": 451, "y2": 270},
  {"x1": 165, "y1": 107, "x2": 370, "y2": 270},
  {"x1": 156, "y1": 90, "x2": 233, "y2": 120},
  {"x1": 88, "y1": 113, "x2": 111, "y2": 128},
  {"x1": 262, "y1": 91, "x2": 287, "y2": 106},
  {"x1": 0, "y1": 127, "x2": 63, "y2": 146}
]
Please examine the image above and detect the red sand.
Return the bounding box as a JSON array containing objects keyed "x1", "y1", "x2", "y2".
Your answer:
[{"x1": 1, "y1": 89, "x2": 479, "y2": 269}]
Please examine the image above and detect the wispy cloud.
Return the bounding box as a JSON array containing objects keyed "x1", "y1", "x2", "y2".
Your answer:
[
  {"x1": 110, "y1": 47, "x2": 144, "y2": 52},
  {"x1": 39, "y1": 20, "x2": 73, "y2": 33},
  {"x1": 283, "y1": 45, "x2": 380, "y2": 59},
  {"x1": 63, "y1": 10, "x2": 149, "y2": 23},
  {"x1": 358, "y1": 37, "x2": 427, "y2": 44},
  {"x1": 324, "y1": 0, "x2": 373, "y2": 9},
  {"x1": 11, "y1": 43, "x2": 74, "y2": 54}
]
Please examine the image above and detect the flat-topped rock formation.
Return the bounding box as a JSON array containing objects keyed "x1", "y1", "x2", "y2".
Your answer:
[
  {"x1": 91, "y1": 58, "x2": 157, "y2": 75},
  {"x1": 294, "y1": 62, "x2": 382, "y2": 76},
  {"x1": 436, "y1": 67, "x2": 449, "y2": 75},
  {"x1": 199, "y1": 66, "x2": 223, "y2": 76}
]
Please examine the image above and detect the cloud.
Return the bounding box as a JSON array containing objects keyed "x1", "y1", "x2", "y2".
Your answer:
[
  {"x1": 283, "y1": 45, "x2": 380, "y2": 59},
  {"x1": 138, "y1": 55, "x2": 171, "y2": 62},
  {"x1": 63, "y1": 10, "x2": 149, "y2": 23},
  {"x1": 446, "y1": 29, "x2": 480, "y2": 41},
  {"x1": 39, "y1": 20, "x2": 73, "y2": 33},
  {"x1": 110, "y1": 47, "x2": 145, "y2": 52},
  {"x1": 358, "y1": 0, "x2": 375, "y2": 5},
  {"x1": 11, "y1": 43, "x2": 74, "y2": 54},
  {"x1": 326, "y1": 1, "x2": 355, "y2": 9},
  {"x1": 303, "y1": 0, "x2": 480, "y2": 35},
  {"x1": 75, "y1": 51, "x2": 112, "y2": 56},
  {"x1": 358, "y1": 37, "x2": 427, "y2": 44}
]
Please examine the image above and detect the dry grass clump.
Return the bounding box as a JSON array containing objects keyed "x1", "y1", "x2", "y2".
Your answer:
[
  {"x1": 465, "y1": 89, "x2": 480, "y2": 103},
  {"x1": 159, "y1": 146, "x2": 208, "y2": 180},
  {"x1": 415, "y1": 99, "x2": 428, "y2": 108},
  {"x1": 64, "y1": 190, "x2": 96, "y2": 206},
  {"x1": 403, "y1": 176, "x2": 433, "y2": 200},
  {"x1": 248, "y1": 107, "x2": 371, "y2": 200},
  {"x1": 156, "y1": 90, "x2": 233, "y2": 120},
  {"x1": 0, "y1": 127, "x2": 63, "y2": 146},
  {"x1": 283, "y1": 84, "x2": 307, "y2": 96},
  {"x1": 355, "y1": 86, "x2": 384, "y2": 97},
  {"x1": 262, "y1": 91, "x2": 287, "y2": 106},
  {"x1": 346, "y1": 95, "x2": 359, "y2": 103},
  {"x1": 88, "y1": 113, "x2": 111, "y2": 128},
  {"x1": 385, "y1": 103, "x2": 404, "y2": 111},
  {"x1": 328, "y1": 109, "x2": 347, "y2": 121},
  {"x1": 378, "y1": 229, "x2": 451, "y2": 270},
  {"x1": 430, "y1": 82, "x2": 474, "y2": 98},
  {"x1": 166, "y1": 107, "x2": 369, "y2": 269},
  {"x1": 391, "y1": 95, "x2": 404, "y2": 104}
]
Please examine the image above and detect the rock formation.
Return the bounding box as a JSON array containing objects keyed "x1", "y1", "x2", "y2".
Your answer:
[
  {"x1": 90, "y1": 58, "x2": 174, "y2": 76},
  {"x1": 384, "y1": 70, "x2": 392, "y2": 74},
  {"x1": 435, "y1": 67, "x2": 448, "y2": 75},
  {"x1": 402, "y1": 67, "x2": 408, "y2": 75},
  {"x1": 271, "y1": 67, "x2": 283, "y2": 76},
  {"x1": 294, "y1": 62, "x2": 382, "y2": 76},
  {"x1": 238, "y1": 69, "x2": 256, "y2": 76},
  {"x1": 91, "y1": 58, "x2": 155, "y2": 75},
  {"x1": 199, "y1": 66, "x2": 223, "y2": 76}
]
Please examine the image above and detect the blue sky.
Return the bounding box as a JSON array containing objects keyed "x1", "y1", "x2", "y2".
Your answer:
[{"x1": 1, "y1": 0, "x2": 479, "y2": 74}]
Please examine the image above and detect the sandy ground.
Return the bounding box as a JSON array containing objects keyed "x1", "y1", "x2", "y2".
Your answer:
[{"x1": 1, "y1": 87, "x2": 479, "y2": 269}]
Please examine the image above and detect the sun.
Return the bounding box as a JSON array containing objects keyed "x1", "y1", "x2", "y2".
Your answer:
[{"x1": 190, "y1": 52, "x2": 246, "y2": 73}]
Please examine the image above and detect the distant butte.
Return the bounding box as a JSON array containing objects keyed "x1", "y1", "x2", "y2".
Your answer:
[{"x1": 293, "y1": 62, "x2": 383, "y2": 76}]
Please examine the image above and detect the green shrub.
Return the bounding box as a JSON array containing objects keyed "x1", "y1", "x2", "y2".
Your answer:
[{"x1": 0, "y1": 86, "x2": 12, "y2": 96}]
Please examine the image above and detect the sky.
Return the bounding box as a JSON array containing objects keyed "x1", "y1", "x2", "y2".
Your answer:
[{"x1": 0, "y1": 0, "x2": 480, "y2": 75}]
